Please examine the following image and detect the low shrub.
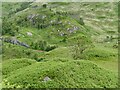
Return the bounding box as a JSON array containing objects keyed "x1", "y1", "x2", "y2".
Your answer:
[
  {"x1": 45, "y1": 45, "x2": 57, "y2": 52},
  {"x1": 2, "y1": 60, "x2": 118, "y2": 88},
  {"x1": 31, "y1": 40, "x2": 57, "y2": 52},
  {"x1": 2, "y1": 58, "x2": 36, "y2": 76}
]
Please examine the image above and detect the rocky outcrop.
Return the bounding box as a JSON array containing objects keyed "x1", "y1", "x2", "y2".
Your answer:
[{"x1": 0, "y1": 37, "x2": 29, "y2": 48}]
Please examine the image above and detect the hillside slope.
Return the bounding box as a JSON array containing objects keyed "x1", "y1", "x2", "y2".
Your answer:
[
  {"x1": 2, "y1": 59, "x2": 118, "y2": 88},
  {"x1": 1, "y1": 2, "x2": 118, "y2": 88}
]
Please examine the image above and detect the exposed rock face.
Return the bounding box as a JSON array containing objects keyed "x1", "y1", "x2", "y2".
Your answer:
[{"x1": 0, "y1": 37, "x2": 29, "y2": 48}]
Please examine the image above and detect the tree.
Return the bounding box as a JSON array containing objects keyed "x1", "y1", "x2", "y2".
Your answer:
[
  {"x1": 42, "y1": 3, "x2": 47, "y2": 8},
  {"x1": 38, "y1": 40, "x2": 47, "y2": 50},
  {"x1": 15, "y1": 26, "x2": 20, "y2": 32},
  {"x1": 106, "y1": 30, "x2": 116, "y2": 42},
  {"x1": 79, "y1": 17, "x2": 85, "y2": 25},
  {"x1": 32, "y1": 40, "x2": 47, "y2": 50},
  {"x1": 33, "y1": 54, "x2": 38, "y2": 60},
  {"x1": 71, "y1": 35, "x2": 92, "y2": 60}
]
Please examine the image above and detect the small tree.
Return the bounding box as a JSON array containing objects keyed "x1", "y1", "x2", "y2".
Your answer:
[
  {"x1": 38, "y1": 40, "x2": 47, "y2": 50},
  {"x1": 32, "y1": 40, "x2": 47, "y2": 50},
  {"x1": 33, "y1": 54, "x2": 38, "y2": 60},
  {"x1": 106, "y1": 30, "x2": 116, "y2": 42},
  {"x1": 79, "y1": 17, "x2": 85, "y2": 25},
  {"x1": 71, "y1": 35, "x2": 92, "y2": 60},
  {"x1": 42, "y1": 3, "x2": 47, "y2": 8},
  {"x1": 15, "y1": 26, "x2": 20, "y2": 32}
]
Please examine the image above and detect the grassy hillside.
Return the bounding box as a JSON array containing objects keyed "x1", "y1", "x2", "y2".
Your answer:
[
  {"x1": 2, "y1": 58, "x2": 36, "y2": 76},
  {"x1": 2, "y1": 59, "x2": 118, "y2": 88},
  {"x1": 1, "y1": 2, "x2": 118, "y2": 88}
]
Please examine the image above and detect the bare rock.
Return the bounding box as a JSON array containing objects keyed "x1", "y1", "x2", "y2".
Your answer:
[
  {"x1": 43, "y1": 76, "x2": 51, "y2": 82},
  {"x1": 27, "y1": 32, "x2": 32, "y2": 36}
]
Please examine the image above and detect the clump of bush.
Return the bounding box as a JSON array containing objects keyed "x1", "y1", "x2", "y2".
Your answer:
[
  {"x1": 78, "y1": 17, "x2": 85, "y2": 25},
  {"x1": 45, "y1": 45, "x2": 57, "y2": 51},
  {"x1": 2, "y1": 18, "x2": 20, "y2": 36},
  {"x1": 42, "y1": 3, "x2": 47, "y2": 8},
  {"x1": 31, "y1": 40, "x2": 57, "y2": 51}
]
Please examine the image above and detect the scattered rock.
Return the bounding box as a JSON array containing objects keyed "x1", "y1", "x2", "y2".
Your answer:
[
  {"x1": 68, "y1": 22, "x2": 71, "y2": 24},
  {"x1": 43, "y1": 76, "x2": 51, "y2": 82},
  {"x1": 42, "y1": 15, "x2": 46, "y2": 19},
  {"x1": 73, "y1": 26, "x2": 79, "y2": 31},
  {"x1": 58, "y1": 21, "x2": 62, "y2": 24},
  {"x1": 27, "y1": 32, "x2": 32, "y2": 36},
  {"x1": 59, "y1": 32, "x2": 65, "y2": 36},
  {"x1": 69, "y1": 29, "x2": 74, "y2": 33},
  {"x1": 66, "y1": 26, "x2": 79, "y2": 34},
  {"x1": 18, "y1": 34, "x2": 21, "y2": 36},
  {"x1": 27, "y1": 14, "x2": 39, "y2": 21}
]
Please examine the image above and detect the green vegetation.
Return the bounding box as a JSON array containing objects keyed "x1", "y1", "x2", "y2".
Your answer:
[
  {"x1": 31, "y1": 40, "x2": 57, "y2": 51},
  {"x1": 2, "y1": 58, "x2": 36, "y2": 76},
  {"x1": 1, "y1": 2, "x2": 118, "y2": 88},
  {"x1": 71, "y1": 35, "x2": 92, "y2": 60},
  {"x1": 2, "y1": 59, "x2": 118, "y2": 88}
]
